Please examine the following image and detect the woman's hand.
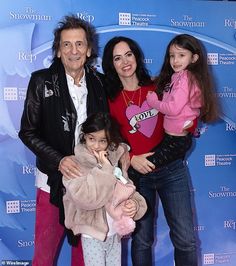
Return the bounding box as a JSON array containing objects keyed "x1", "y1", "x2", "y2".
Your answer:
[
  {"x1": 122, "y1": 199, "x2": 138, "y2": 218},
  {"x1": 131, "y1": 153, "x2": 155, "y2": 174},
  {"x1": 58, "y1": 155, "x2": 81, "y2": 179}
]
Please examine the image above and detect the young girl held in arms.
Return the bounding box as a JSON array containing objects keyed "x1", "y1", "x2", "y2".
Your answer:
[
  {"x1": 146, "y1": 34, "x2": 219, "y2": 164},
  {"x1": 62, "y1": 112, "x2": 147, "y2": 266}
]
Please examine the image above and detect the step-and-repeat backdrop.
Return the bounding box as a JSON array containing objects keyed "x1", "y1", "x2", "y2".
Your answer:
[{"x1": 0, "y1": 0, "x2": 235, "y2": 265}]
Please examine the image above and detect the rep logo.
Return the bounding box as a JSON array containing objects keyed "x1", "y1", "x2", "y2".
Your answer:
[
  {"x1": 224, "y1": 220, "x2": 236, "y2": 230},
  {"x1": 224, "y1": 18, "x2": 236, "y2": 29},
  {"x1": 76, "y1": 12, "x2": 94, "y2": 23},
  {"x1": 22, "y1": 165, "x2": 36, "y2": 175},
  {"x1": 226, "y1": 122, "x2": 236, "y2": 131},
  {"x1": 18, "y1": 51, "x2": 36, "y2": 63}
]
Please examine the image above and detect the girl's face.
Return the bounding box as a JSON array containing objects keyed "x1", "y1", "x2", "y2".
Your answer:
[
  {"x1": 84, "y1": 129, "x2": 108, "y2": 153},
  {"x1": 169, "y1": 44, "x2": 199, "y2": 73},
  {"x1": 112, "y1": 41, "x2": 137, "y2": 80}
]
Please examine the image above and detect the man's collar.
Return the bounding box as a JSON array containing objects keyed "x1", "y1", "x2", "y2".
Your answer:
[{"x1": 66, "y1": 70, "x2": 86, "y2": 87}]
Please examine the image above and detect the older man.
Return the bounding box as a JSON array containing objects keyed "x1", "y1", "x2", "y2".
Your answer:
[{"x1": 19, "y1": 15, "x2": 108, "y2": 266}]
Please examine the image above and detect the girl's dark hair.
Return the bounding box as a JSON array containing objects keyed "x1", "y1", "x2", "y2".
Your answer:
[
  {"x1": 155, "y1": 34, "x2": 218, "y2": 123},
  {"x1": 80, "y1": 112, "x2": 123, "y2": 150},
  {"x1": 102, "y1": 36, "x2": 153, "y2": 100},
  {"x1": 52, "y1": 14, "x2": 98, "y2": 64}
]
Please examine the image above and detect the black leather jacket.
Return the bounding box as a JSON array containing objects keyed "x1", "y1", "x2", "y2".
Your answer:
[{"x1": 19, "y1": 60, "x2": 108, "y2": 175}]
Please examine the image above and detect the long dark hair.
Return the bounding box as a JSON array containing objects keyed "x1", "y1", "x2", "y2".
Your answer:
[
  {"x1": 52, "y1": 14, "x2": 98, "y2": 64},
  {"x1": 102, "y1": 36, "x2": 153, "y2": 100},
  {"x1": 155, "y1": 34, "x2": 218, "y2": 123},
  {"x1": 80, "y1": 112, "x2": 123, "y2": 150}
]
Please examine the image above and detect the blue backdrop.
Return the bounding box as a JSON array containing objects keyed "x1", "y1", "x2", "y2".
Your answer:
[{"x1": 0, "y1": 1, "x2": 236, "y2": 265}]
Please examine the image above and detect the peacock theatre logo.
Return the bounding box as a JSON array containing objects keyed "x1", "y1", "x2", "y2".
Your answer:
[
  {"x1": 203, "y1": 252, "x2": 234, "y2": 265},
  {"x1": 118, "y1": 12, "x2": 157, "y2": 27},
  {"x1": 4, "y1": 87, "x2": 27, "y2": 101},
  {"x1": 205, "y1": 154, "x2": 235, "y2": 167},
  {"x1": 6, "y1": 200, "x2": 20, "y2": 214},
  {"x1": 6, "y1": 200, "x2": 36, "y2": 214}
]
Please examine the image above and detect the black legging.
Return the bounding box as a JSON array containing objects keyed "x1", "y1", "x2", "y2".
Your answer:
[{"x1": 147, "y1": 133, "x2": 192, "y2": 168}]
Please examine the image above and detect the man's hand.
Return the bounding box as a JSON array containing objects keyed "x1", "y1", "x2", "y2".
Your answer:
[{"x1": 58, "y1": 155, "x2": 81, "y2": 179}]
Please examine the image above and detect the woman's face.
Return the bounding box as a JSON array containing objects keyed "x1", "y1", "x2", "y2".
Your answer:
[{"x1": 112, "y1": 41, "x2": 137, "y2": 80}]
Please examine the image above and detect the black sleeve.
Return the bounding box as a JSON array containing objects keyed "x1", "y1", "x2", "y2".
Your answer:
[{"x1": 18, "y1": 73, "x2": 63, "y2": 171}]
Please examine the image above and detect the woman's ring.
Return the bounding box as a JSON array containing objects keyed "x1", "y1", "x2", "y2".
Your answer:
[{"x1": 66, "y1": 169, "x2": 70, "y2": 174}]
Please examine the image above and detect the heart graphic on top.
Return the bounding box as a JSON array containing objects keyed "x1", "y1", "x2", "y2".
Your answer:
[{"x1": 126, "y1": 100, "x2": 158, "y2": 138}]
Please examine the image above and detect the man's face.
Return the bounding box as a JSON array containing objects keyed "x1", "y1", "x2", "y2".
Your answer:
[{"x1": 57, "y1": 28, "x2": 91, "y2": 78}]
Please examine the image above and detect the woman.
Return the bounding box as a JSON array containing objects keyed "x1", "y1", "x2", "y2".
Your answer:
[{"x1": 102, "y1": 36, "x2": 198, "y2": 266}]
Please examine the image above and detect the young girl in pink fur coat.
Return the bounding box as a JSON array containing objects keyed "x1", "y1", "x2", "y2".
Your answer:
[{"x1": 63, "y1": 112, "x2": 147, "y2": 266}]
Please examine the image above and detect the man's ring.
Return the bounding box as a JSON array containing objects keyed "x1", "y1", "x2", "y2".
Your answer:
[{"x1": 66, "y1": 169, "x2": 70, "y2": 174}]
